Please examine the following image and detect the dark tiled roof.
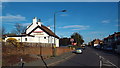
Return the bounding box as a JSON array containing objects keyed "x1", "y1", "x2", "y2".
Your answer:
[
  {"x1": 41, "y1": 25, "x2": 59, "y2": 38},
  {"x1": 104, "y1": 37, "x2": 108, "y2": 40},
  {"x1": 28, "y1": 25, "x2": 59, "y2": 39},
  {"x1": 115, "y1": 32, "x2": 120, "y2": 37},
  {"x1": 94, "y1": 39, "x2": 103, "y2": 44},
  {"x1": 108, "y1": 35, "x2": 114, "y2": 38},
  {"x1": 7, "y1": 34, "x2": 34, "y2": 37}
]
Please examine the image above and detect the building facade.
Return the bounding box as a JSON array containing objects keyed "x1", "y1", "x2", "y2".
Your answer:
[
  {"x1": 103, "y1": 32, "x2": 120, "y2": 53},
  {"x1": 5, "y1": 17, "x2": 60, "y2": 47},
  {"x1": 93, "y1": 39, "x2": 103, "y2": 47}
]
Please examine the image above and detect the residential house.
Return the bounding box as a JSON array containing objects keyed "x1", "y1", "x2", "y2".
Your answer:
[
  {"x1": 93, "y1": 39, "x2": 103, "y2": 47},
  {"x1": 103, "y1": 32, "x2": 120, "y2": 52},
  {"x1": 5, "y1": 17, "x2": 60, "y2": 47}
]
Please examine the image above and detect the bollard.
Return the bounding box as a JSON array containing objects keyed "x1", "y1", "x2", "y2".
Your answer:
[
  {"x1": 20, "y1": 58, "x2": 23, "y2": 62},
  {"x1": 20, "y1": 58, "x2": 24, "y2": 68},
  {"x1": 99, "y1": 56, "x2": 102, "y2": 68},
  {"x1": 21, "y1": 63, "x2": 24, "y2": 68}
]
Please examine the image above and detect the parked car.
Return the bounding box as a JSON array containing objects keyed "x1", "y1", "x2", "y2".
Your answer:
[
  {"x1": 115, "y1": 45, "x2": 120, "y2": 54},
  {"x1": 81, "y1": 46, "x2": 85, "y2": 50},
  {"x1": 105, "y1": 47, "x2": 113, "y2": 51},
  {"x1": 96, "y1": 45, "x2": 101, "y2": 49},
  {"x1": 72, "y1": 48, "x2": 83, "y2": 54},
  {"x1": 102, "y1": 46, "x2": 113, "y2": 51}
]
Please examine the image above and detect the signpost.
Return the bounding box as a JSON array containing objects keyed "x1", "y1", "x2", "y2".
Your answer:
[
  {"x1": 99, "y1": 56, "x2": 102, "y2": 68},
  {"x1": 70, "y1": 38, "x2": 74, "y2": 45}
]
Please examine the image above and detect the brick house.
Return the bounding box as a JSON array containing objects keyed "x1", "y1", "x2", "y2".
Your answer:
[{"x1": 103, "y1": 32, "x2": 120, "y2": 52}]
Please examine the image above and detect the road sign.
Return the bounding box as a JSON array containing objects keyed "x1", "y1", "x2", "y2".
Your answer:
[{"x1": 70, "y1": 38, "x2": 74, "y2": 42}]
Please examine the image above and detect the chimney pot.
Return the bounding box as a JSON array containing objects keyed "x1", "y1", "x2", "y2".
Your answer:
[
  {"x1": 38, "y1": 19, "x2": 41, "y2": 22},
  {"x1": 33, "y1": 17, "x2": 37, "y2": 24}
]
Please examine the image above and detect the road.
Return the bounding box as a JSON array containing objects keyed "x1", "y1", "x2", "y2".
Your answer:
[{"x1": 53, "y1": 47, "x2": 119, "y2": 68}]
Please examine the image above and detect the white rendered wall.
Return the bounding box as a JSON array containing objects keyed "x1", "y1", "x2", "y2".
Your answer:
[
  {"x1": 26, "y1": 24, "x2": 38, "y2": 34},
  {"x1": 56, "y1": 38, "x2": 59, "y2": 47},
  {"x1": 5, "y1": 36, "x2": 57, "y2": 44},
  {"x1": 30, "y1": 28, "x2": 49, "y2": 37}
]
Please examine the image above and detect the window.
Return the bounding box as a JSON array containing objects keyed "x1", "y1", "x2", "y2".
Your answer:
[
  {"x1": 44, "y1": 37, "x2": 46, "y2": 39},
  {"x1": 25, "y1": 38, "x2": 27, "y2": 41}
]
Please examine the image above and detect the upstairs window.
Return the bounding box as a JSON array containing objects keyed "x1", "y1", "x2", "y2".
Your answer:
[{"x1": 25, "y1": 38, "x2": 27, "y2": 41}]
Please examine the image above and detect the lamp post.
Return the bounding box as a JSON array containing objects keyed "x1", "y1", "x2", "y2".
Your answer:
[{"x1": 53, "y1": 10, "x2": 67, "y2": 57}]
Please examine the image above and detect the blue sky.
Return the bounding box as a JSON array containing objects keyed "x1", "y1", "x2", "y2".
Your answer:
[
  {"x1": 1, "y1": 0, "x2": 120, "y2": 2},
  {"x1": 2, "y1": 2, "x2": 119, "y2": 43}
]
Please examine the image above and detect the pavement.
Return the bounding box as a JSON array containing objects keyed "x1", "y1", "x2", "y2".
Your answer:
[{"x1": 13, "y1": 51, "x2": 76, "y2": 67}]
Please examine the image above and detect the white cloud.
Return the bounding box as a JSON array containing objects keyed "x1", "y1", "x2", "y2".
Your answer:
[
  {"x1": 3, "y1": 22, "x2": 31, "y2": 27},
  {"x1": 22, "y1": 23, "x2": 31, "y2": 26},
  {"x1": 102, "y1": 20, "x2": 110, "y2": 23},
  {"x1": 115, "y1": 24, "x2": 120, "y2": 26},
  {"x1": 60, "y1": 25, "x2": 89, "y2": 28},
  {"x1": 0, "y1": 14, "x2": 27, "y2": 22},
  {"x1": 60, "y1": 25, "x2": 90, "y2": 30},
  {"x1": 71, "y1": 28, "x2": 87, "y2": 30}
]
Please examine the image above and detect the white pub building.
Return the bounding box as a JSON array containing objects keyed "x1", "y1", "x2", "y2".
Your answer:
[{"x1": 5, "y1": 17, "x2": 59, "y2": 47}]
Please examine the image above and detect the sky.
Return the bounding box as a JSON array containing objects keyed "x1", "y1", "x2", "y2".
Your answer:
[
  {"x1": 1, "y1": 2, "x2": 119, "y2": 44},
  {"x1": 1, "y1": 0, "x2": 120, "y2": 2}
]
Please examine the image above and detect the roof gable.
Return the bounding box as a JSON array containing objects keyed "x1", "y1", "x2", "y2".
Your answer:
[{"x1": 28, "y1": 25, "x2": 59, "y2": 38}]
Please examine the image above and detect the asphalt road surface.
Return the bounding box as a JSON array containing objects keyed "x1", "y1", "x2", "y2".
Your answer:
[{"x1": 54, "y1": 47, "x2": 119, "y2": 68}]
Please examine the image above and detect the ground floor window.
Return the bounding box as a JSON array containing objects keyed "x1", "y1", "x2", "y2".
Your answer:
[
  {"x1": 18, "y1": 39, "x2": 20, "y2": 41},
  {"x1": 44, "y1": 37, "x2": 46, "y2": 39}
]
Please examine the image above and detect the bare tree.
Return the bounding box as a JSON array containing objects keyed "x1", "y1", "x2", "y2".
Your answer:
[
  {"x1": 2, "y1": 26, "x2": 6, "y2": 35},
  {"x1": 13, "y1": 23, "x2": 26, "y2": 35}
]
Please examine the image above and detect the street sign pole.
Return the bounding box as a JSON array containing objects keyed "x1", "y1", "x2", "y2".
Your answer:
[{"x1": 99, "y1": 56, "x2": 102, "y2": 68}]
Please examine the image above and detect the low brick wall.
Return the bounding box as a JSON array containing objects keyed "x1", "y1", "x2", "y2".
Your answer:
[
  {"x1": 4, "y1": 42, "x2": 53, "y2": 47},
  {"x1": 2, "y1": 42, "x2": 73, "y2": 66},
  {"x1": 3, "y1": 46, "x2": 72, "y2": 57},
  {"x1": 56, "y1": 47, "x2": 72, "y2": 56}
]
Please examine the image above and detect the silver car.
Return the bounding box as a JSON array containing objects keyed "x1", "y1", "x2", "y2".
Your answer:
[{"x1": 72, "y1": 48, "x2": 83, "y2": 54}]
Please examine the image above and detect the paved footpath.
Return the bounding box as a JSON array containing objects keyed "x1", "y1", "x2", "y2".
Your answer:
[{"x1": 12, "y1": 51, "x2": 75, "y2": 68}]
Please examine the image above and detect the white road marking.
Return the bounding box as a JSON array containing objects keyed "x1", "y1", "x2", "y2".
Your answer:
[{"x1": 94, "y1": 52, "x2": 119, "y2": 68}]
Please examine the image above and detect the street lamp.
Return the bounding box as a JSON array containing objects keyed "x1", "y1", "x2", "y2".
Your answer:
[
  {"x1": 53, "y1": 10, "x2": 67, "y2": 57},
  {"x1": 54, "y1": 10, "x2": 67, "y2": 37}
]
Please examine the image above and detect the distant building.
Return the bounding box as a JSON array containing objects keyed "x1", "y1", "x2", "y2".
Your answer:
[
  {"x1": 59, "y1": 38, "x2": 70, "y2": 46},
  {"x1": 5, "y1": 17, "x2": 59, "y2": 47},
  {"x1": 93, "y1": 39, "x2": 103, "y2": 47}
]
